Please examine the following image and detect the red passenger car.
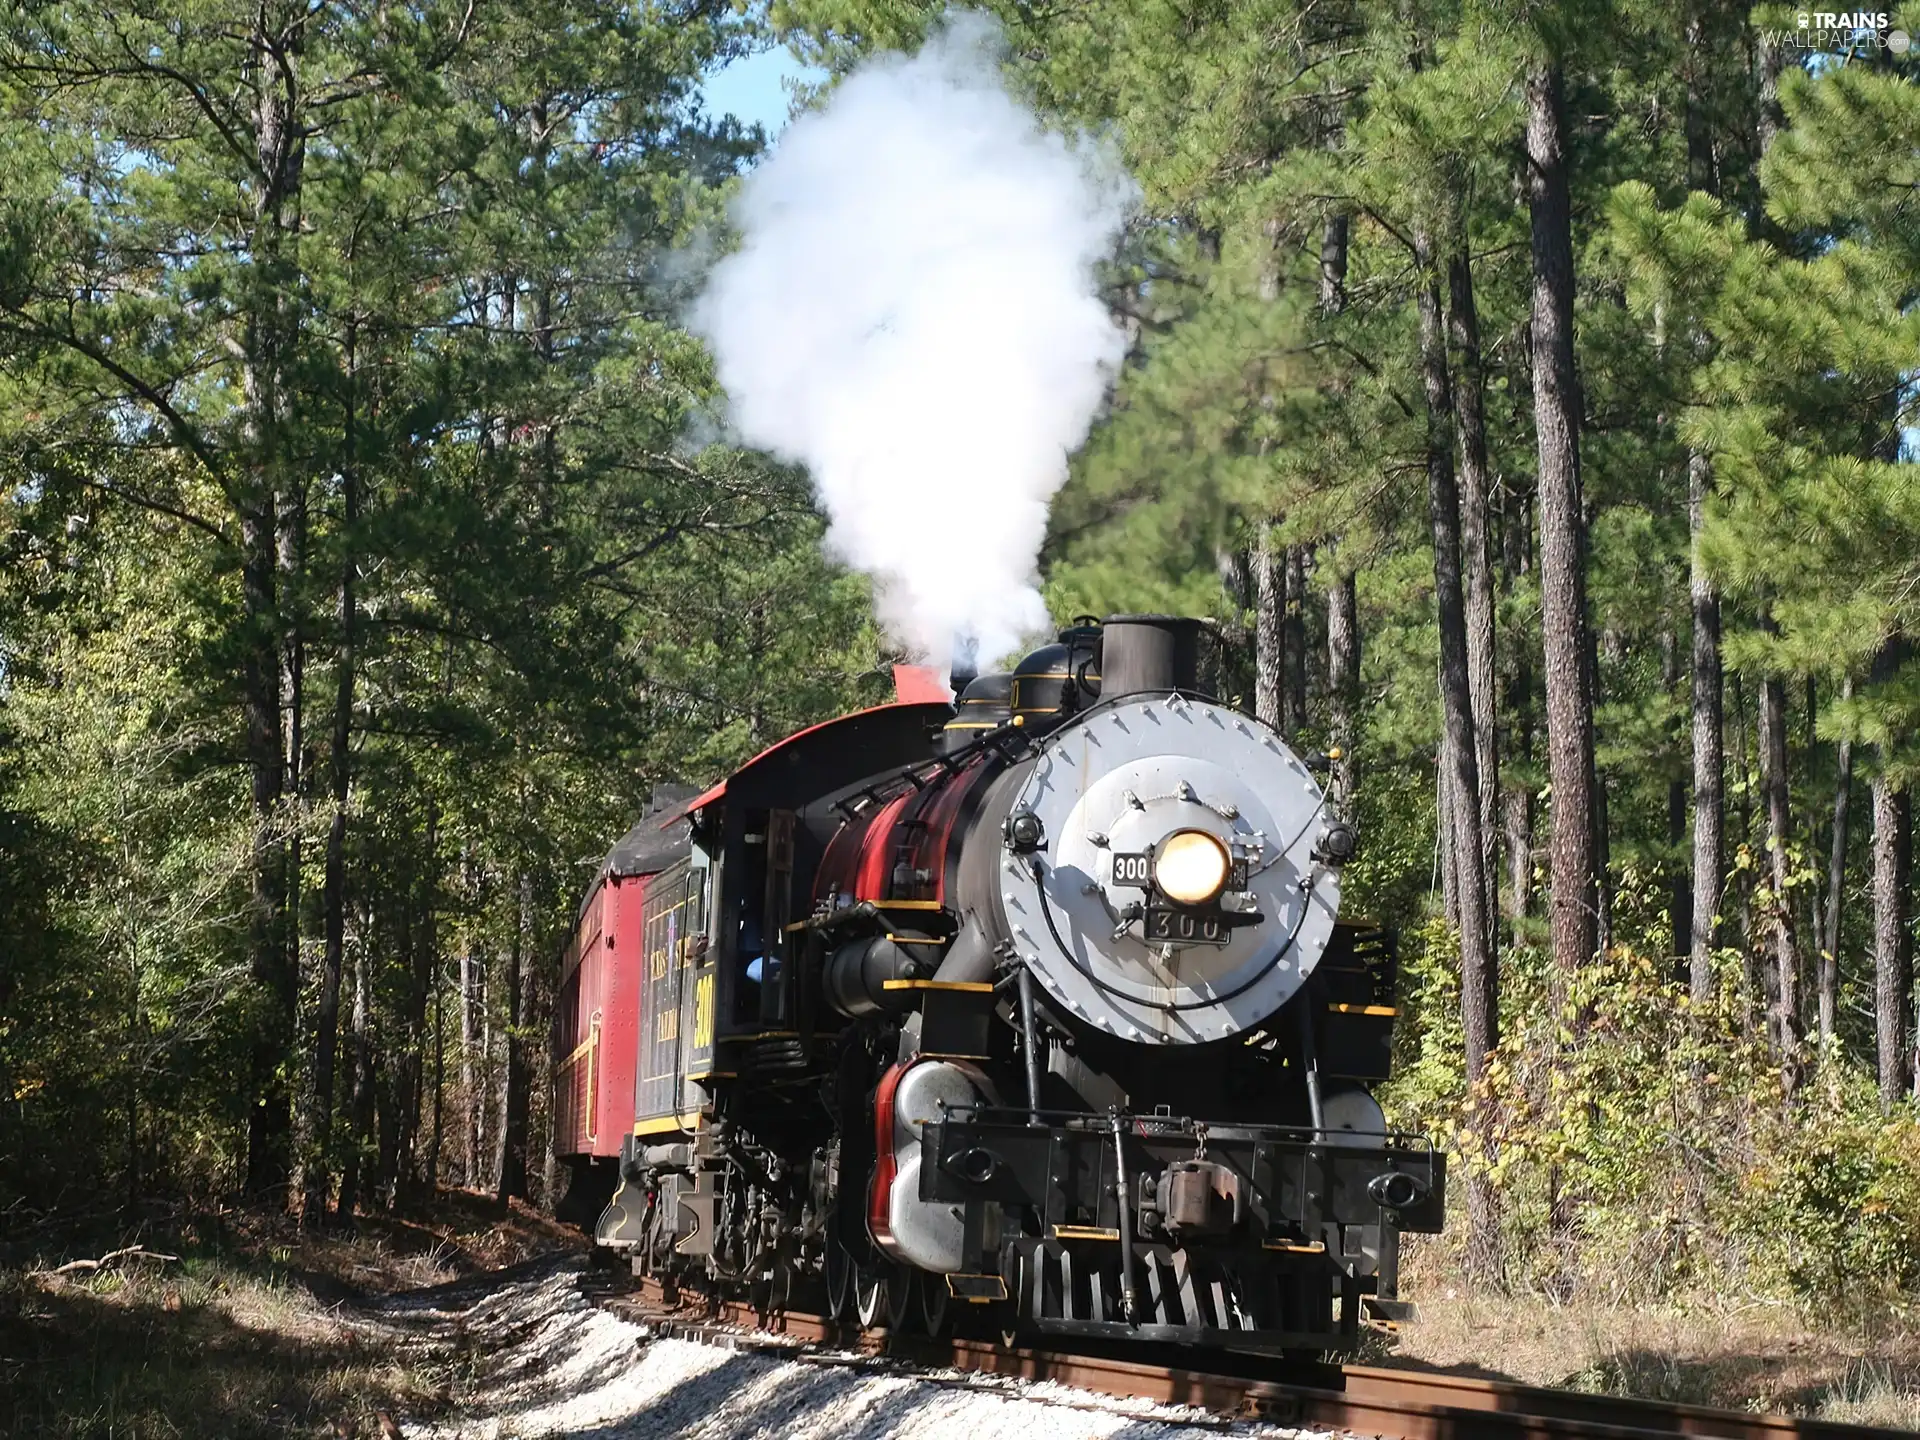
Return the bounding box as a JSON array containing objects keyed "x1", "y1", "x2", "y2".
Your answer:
[{"x1": 552, "y1": 785, "x2": 695, "y2": 1229}]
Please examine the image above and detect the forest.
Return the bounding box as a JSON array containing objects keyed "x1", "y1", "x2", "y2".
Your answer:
[{"x1": 1, "y1": 0, "x2": 1917, "y2": 1334}]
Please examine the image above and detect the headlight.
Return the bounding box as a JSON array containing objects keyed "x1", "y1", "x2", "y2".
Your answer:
[{"x1": 1154, "y1": 830, "x2": 1230, "y2": 906}]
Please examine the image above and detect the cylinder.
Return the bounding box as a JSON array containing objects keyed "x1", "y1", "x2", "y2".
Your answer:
[
  {"x1": 824, "y1": 933, "x2": 929, "y2": 1017},
  {"x1": 1098, "y1": 615, "x2": 1207, "y2": 697}
]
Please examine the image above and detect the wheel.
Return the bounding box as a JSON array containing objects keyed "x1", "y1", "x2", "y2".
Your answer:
[
  {"x1": 920, "y1": 1272, "x2": 951, "y2": 1337},
  {"x1": 886, "y1": 1264, "x2": 921, "y2": 1335},
  {"x1": 854, "y1": 1263, "x2": 890, "y2": 1329},
  {"x1": 825, "y1": 1236, "x2": 855, "y2": 1322}
]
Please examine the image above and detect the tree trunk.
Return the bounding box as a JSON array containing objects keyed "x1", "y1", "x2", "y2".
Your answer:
[
  {"x1": 1731, "y1": 672, "x2": 1761, "y2": 1018},
  {"x1": 1319, "y1": 143, "x2": 1357, "y2": 803},
  {"x1": 1872, "y1": 769, "x2": 1910, "y2": 1108},
  {"x1": 1414, "y1": 219, "x2": 1498, "y2": 1279},
  {"x1": 429, "y1": 944, "x2": 444, "y2": 1196},
  {"x1": 1663, "y1": 627, "x2": 1692, "y2": 966},
  {"x1": 1682, "y1": 11, "x2": 1721, "y2": 198},
  {"x1": 1759, "y1": 668, "x2": 1801, "y2": 1094},
  {"x1": 240, "y1": 5, "x2": 309, "y2": 1209},
  {"x1": 1285, "y1": 546, "x2": 1310, "y2": 737},
  {"x1": 498, "y1": 870, "x2": 533, "y2": 1203},
  {"x1": 1316, "y1": 96, "x2": 1349, "y2": 318},
  {"x1": 1682, "y1": 11, "x2": 1726, "y2": 1008},
  {"x1": 1255, "y1": 524, "x2": 1287, "y2": 732},
  {"x1": 337, "y1": 934, "x2": 375, "y2": 1219},
  {"x1": 1592, "y1": 620, "x2": 1614, "y2": 958},
  {"x1": 1755, "y1": 30, "x2": 1785, "y2": 162},
  {"x1": 241, "y1": 500, "x2": 289, "y2": 1202},
  {"x1": 530, "y1": 913, "x2": 555, "y2": 1209},
  {"x1": 1320, "y1": 211, "x2": 1351, "y2": 312},
  {"x1": 1326, "y1": 571, "x2": 1359, "y2": 804},
  {"x1": 1438, "y1": 746, "x2": 1460, "y2": 930},
  {"x1": 462, "y1": 951, "x2": 483, "y2": 1185},
  {"x1": 1687, "y1": 452, "x2": 1724, "y2": 1004},
  {"x1": 1820, "y1": 678, "x2": 1853, "y2": 1057},
  {"x1": 1526, "y1": 64, "x2": 1600, "y2": 983},
  {"x1": 280, "y1": 478, "x2": 306, "y2": 1194},
  {"x1": 304, "y1": 319, "x2": 359, "y2": 1223},
  {"x1": 406, "y1": 804, "x2": 441, "y2": 1200},
  {"x1": 1500, "y1": 482, "x2": 1535, "y2": 923},
  {"x1": 1448, "y1": 243, "x2": 1500, "y2": 948},
  {"x1": 374, "y1": 1064, "x2": 401, "y2": 1210},
  {"x1": 393, "y1": 894, "x2": 423, "y2": 1202}
]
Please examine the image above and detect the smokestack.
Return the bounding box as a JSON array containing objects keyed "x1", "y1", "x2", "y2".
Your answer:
[
  {"x1": 1099, "y1": 615, "x2": 1207, "y2": 698},
  {"x1": 948, "y1": 633, "x2": 980, "y2": 696}
]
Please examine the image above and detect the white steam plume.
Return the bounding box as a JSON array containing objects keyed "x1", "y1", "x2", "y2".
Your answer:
[{"x1": 690, "y1": 13, "x2": 1136, "y2": 671}]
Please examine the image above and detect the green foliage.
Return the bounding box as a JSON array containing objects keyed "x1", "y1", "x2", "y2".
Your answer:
[
  {"x1": 0, "y1": 0, "x2": 891, "y2": 1217},
  {"x1": 1390, "y1": 921, "x2": 1920, "y2": 1314},
  {"x1": 1743, "y1": 1105, "x2": 1920, "y2": 1307}
]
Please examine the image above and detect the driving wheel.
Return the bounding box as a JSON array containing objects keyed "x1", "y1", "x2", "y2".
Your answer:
[
  {"x1": 854, "y1": 1262, "x2": 889, "y2": 1329},
  {"x1": 825, "y1": 1235, "x2": 855, "y2": 1322},
  {"x1": 885, "y1": 1264, "x2": 921, "y2": 1334}
]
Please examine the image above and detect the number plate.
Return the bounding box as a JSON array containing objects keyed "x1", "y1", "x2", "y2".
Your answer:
[
  {"x1": 1145, "y1": 906, "x2": 1231, "y2": 946},
  {"x1": 1112, "y1": 853, "x2": 1250, "y2": 893}
]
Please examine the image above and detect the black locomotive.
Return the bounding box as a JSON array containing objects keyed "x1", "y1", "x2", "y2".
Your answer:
[{"x1": 556, "y1": 615, "x2": 1442, "y2": 1353}]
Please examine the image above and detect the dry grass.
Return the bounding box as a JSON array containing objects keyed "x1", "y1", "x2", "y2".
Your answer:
[
  {"x1": 0, "y1": 1190, "x2": 584, "y2": 1439},
  {"x1": 1385, "y1": 1238, "x2": 1920, "y2": 1428}
]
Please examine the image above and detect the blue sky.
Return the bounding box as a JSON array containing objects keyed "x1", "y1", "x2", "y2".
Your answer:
[{"x1": 699, "y1": 45, "x2": 825, "y2": 139}]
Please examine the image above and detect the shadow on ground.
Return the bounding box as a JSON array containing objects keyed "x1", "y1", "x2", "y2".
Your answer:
[{"x1": 0, "y1": 1267, "x2": 448, "y2": 1440}]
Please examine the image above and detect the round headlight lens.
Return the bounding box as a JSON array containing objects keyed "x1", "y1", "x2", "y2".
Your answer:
[{"x1": 1153, "y1": 830, "x2": 1231, "y2": 905}]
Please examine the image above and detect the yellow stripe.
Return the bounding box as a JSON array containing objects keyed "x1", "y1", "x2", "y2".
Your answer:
[
  {"x1": 945, "y1": 1274, "x2": 1010, "y2": 1301},
  {"x1": 1262, "y1": 1239, "x2": 1327, "y2": 1253},
  {"x1": 584, "y1": 1021, "x2": 599, "y2": 1142},
  {"x1": 884, "y1": 934, "x2": 945, "y2": 945},
  {"x1": 882, "y1": 979, "x2": 994, "y2": 992},
  {"x1": 633, "y1": 1111, "x2": 704, "y2": 1136},
  {"x1": 1051, "y1": 1225, "x2": 1121, "y2": 1241},
  {"x1": 876, "y1": 899, "x2": 947, "y2": 911},
  {"x1": 1328, "y1": 1004, "x2": 1398, "y2": 1017},
  {"x1": 943, "y1": 721, "x2": 1001, "y2": 730}
]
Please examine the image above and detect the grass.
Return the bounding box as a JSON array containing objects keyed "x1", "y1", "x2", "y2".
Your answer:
[
  {"x1": 1387, "y1": 1236, "x2": 1920, "y2": 1428},
  {"x1": 10, "y1": 1195, "x2": 1919, "y2": 1434},
  {"x1": 0, "y1": 1190, "x2": 582, "y2": 1440}
]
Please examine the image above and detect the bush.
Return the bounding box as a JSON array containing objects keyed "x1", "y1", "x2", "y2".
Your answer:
[{"x1": 1385, "y1": 913, "x2": 1920, "y2": 1316}]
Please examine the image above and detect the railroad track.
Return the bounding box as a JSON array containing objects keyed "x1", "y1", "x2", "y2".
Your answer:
[{"x1": 596, "y1": 1276, "x2": 1909, "y2": 1440}]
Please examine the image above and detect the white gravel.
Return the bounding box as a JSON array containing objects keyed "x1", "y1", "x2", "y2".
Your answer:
[{"x1": 377, "y1": 1256, "x2": 1331, "y2": 1440}]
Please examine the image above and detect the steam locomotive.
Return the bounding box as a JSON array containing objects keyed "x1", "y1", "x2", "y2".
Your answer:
[{"x1": 553, "y1": 615, "x2": 1443, "y2": 1353}]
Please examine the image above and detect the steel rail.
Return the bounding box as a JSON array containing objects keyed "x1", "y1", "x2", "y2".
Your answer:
[{"x1": 596, "y1": 1277, "x2": 1909, "y2": 1440}]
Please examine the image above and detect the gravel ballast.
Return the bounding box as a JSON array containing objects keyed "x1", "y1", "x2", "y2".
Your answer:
[{"x1": 381, "y1": 1258, "x2": 1330, "y2": 1440}]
